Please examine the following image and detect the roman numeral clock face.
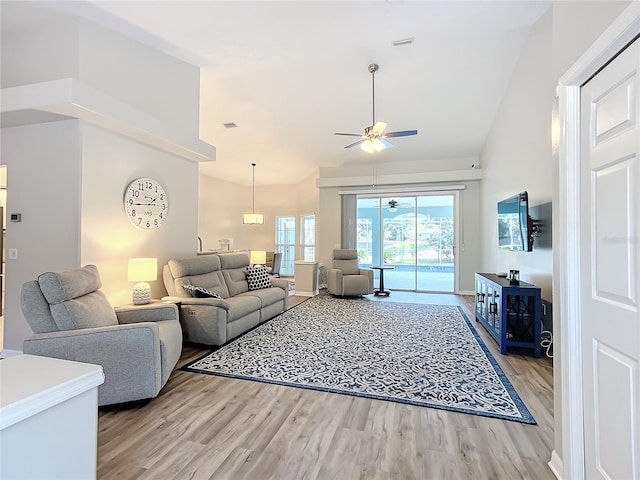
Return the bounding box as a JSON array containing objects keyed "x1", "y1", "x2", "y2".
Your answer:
[{"x1": 124, "y1": 178, "x2": 168, "y2": 230}]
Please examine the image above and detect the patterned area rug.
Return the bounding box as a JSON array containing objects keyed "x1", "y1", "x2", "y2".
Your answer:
[{"x1": 182, "y1": 296, "x2": 535, "y2": 424}]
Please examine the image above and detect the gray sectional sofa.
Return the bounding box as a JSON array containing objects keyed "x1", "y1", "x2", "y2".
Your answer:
[{"x1": 162, "y1": 252, "x2": 289, "y2": 346}]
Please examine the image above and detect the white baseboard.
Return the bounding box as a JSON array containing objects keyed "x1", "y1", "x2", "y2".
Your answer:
[
  {"x1": 548, "y1": 450, "x2": 563, "y2": 480},
  {"x1": 458, "y1": 290, "x2": 475, "y2": 296},
  {"x1": 294, "y1": 290, "x2": 318, "y2": 297},
  {"x1": 0, "y1": 349, "x2": 23, "y2": 359}
]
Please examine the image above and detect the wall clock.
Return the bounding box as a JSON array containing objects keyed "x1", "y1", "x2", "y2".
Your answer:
[{"x1": 124, "y1": 177, "x2": 168, "y2": 230}]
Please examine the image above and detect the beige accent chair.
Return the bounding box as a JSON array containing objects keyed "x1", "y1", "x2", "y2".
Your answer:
[
  {"x1": 20, "y1": 265, "x2": 182, "y2": 406},
  {"x1": 327, "y1": 249, "x2": 374, "y2": 296}
]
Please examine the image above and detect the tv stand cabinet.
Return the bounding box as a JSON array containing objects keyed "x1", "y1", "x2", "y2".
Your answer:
[{"x1": 475, "y1": 273, "x2": 541, "y2": 357}]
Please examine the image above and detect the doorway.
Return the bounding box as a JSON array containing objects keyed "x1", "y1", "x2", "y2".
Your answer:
[
  {"x1": 557, "y1": 4, "x2": 640, "y2": 477},
  {"x1": 356, "y1": 193, "x2": 457, "y2": 293}
]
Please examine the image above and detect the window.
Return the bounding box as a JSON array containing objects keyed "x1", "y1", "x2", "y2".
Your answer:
[
  {"x1": 275, "y1": 216, "x2": 295, "y2": 275},
  {"x1": 300, "y1": 214, "x2": 316, "y2": 261}
]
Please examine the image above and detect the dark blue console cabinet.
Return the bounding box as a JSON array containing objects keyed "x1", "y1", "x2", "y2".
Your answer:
[{"x1": 475, "y1": 273, "x2": 541, "y2": 357}]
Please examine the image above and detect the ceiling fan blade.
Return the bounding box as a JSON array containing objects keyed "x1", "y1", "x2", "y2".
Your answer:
[
  {"x1": 335, "y1": 132, "x2": 364, "y2": 137},
  {"x1": 372, "y1": 121, "x2": 387, "y2": 135},
  {"x1": 344, "y1": 139, "x2": 366, "y2": 149},
  {"x1": 381, "y1": 138, "x2": 394, "y2": 149},
  {"x1": 384, "y1": 129, "x2": 418, "y2": 138}
]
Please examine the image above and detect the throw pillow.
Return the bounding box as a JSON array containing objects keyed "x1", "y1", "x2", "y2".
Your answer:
[
  {"x1": 246, "y1": 266, "x2": 272, "y2": 291},
  {"x1": 182, "y1": 284, "x2": 223, "y2": 299}
]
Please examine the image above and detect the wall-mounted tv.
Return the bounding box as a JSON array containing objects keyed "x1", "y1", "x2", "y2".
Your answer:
[{"x1": 498, "y1": 191, "x2": 533, "y2": 251}]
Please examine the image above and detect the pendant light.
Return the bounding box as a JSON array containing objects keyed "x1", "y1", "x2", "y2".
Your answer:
[{"x1": 243, "y1": 163, "x2": 264, "y2": 224}]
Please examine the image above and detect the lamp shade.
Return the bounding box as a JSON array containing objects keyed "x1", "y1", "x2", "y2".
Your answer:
[
  {"x1": 127, "y1": 258, "x2": 157, "y2": 282},
  {"x1": 243, "y1": 213, "x2": 264, "y2": 225},
  {"x1": 250, "y1": 250, "x2": 267, "y2": 265}
]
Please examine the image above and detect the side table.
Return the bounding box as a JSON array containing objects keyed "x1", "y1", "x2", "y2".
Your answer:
[
  {"x1": 114, "y1": 299, "x2": 182, "y2": 322},
  {"x1": 370, "y1": 266, "x2": 394, "y2": 296}
]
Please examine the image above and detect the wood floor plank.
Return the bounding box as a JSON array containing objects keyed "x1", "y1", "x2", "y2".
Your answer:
[{"x1": 97, "y1": 293, "x2": 556, "y2": 480}]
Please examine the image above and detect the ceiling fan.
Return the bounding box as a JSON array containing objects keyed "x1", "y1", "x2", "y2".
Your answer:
[
  {"x1": 387, "y1": 198, "x2": 412, "y2": 212},
  {"x1": 335, "y1": 63, "x2": 418, "y2": 153}
]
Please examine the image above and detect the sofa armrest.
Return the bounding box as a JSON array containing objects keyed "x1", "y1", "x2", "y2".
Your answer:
[
  {"x1": 358, "y1": 268, "x2": 374, "y2": 279},
  {"x1": 359, "y1": 268, "x2": 374, "y2": 292},
  {"x1": 270, "y1": 277, "x2": 290, "y2": 291},
  {"x1": 23, "y1": 323, "x2": 163, "y2": 406},
  {"x1": 115, "y1": 302, "x2": 179, "y2": 324},
  {"x1": 328, "y1": 268, "x2": 343, "y2": 295}
]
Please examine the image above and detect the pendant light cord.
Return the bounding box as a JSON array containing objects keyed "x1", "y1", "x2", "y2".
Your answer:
[{"x1": 251, "y1": 162, "x2": 256, "y2": 214}]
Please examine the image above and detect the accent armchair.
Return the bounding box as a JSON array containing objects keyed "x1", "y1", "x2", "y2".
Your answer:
[
  {"x1": 20, "y1": 264, "x2": 182, "y2": 406},
  {"x1": 327, "y1": 249, "x2": 374, "y2": 296}
]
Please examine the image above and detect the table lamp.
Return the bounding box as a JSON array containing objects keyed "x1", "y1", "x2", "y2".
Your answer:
[
  {"x1": 250, "y1": 250, "x2": 267, "y2": 266},
  {"x1": 128, "y1": 258, "x2": 157, "y2": 305}
]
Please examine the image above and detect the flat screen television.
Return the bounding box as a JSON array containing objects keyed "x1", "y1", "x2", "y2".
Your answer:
[{"x1": 498, "y1": 191, "x2": 533, "y2": 251}]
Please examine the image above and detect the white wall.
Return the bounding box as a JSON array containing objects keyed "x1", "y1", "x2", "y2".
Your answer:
[
  {"x1": 2, "y1": 120, "x2": 83, "y2": 351},
  {"x1": 0, "y1": 12, "x2": 79, "y2": 87},
  {"x1": 479, "y1": 9, "x2": 554, "y2": 300},
  {"x1": 77, "y1": 20, "x2": 200, "y2": 135},
  {"x1": 198, "y1": 170, "x2": 320, "y2": 257},
  {"x1": 478, "y1": 0, "x2": 632, "y2": 468},
  {"x1": 0, "y1": 7, "x2": 205, "y2": 352},
  {"x1": 81, "y1": 125, "x2": 199, "y2": 306},
  {"x1": 548, "y1": 0, "x2": 632, "y2": 469}
]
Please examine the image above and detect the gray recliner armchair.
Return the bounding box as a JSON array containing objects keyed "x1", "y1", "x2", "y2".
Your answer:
[
  {"x1": 20, "y1": 264, "x2": 183, "y2": 406},
  {"x1": 327, "y1": 249, "x2": 374, "y2": 296}
]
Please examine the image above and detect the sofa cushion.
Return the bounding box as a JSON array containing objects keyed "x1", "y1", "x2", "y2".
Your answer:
[
  {"x1": 169, "y1": 255, "x2": 221, "y2": 278},
  {"x1": 38, "y1": 265, "x2": 102, "y2": 304},
  {"x1": 333, "y1": 259, "x2": 361, "y2": 276},
  {"x1": 176, "y1": 271, "x2": 229, "y2": 299},
  {"x1": 239, "y1": 287, "x2": 285, "y2": 307},
  {"x1": 182, "y1": 284, "x2": 223, "y2": 299},
  {"x1": 21, "y1": 280, "x2": 59, "y2": 333},
  {"x1": 343, "y1": 275, "x2": 371, "y2": 296},
  {"x1": 225, "y1": 295, "x2": 262, "y2": 321},
  {"x1": 50, "y1": 290, "x2": 119, "y2": 331},
  {"x1": 37, "y1": 265, "x2": 118, "y2": 331},
  {"x1": 219, "y1": 253, "x2": 250, "y2": 269},
  {"x1": 245, "y1": 266, "x2": 272, "y2": 291},
  {"x1": 223, "y1": 268, "x2": 249, "y2": 297}
]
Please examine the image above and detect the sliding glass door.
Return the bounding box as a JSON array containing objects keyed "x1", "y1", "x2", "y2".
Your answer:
[{"x1": 356, "y1": 194, "x2": 456, "y2": 292}]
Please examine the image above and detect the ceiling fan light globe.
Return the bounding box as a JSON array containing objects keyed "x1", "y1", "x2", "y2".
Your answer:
[
  {"x1": 373, "y1": 138, "x2": 386, "y2": 152},
  {"x1": 361, "y1": 140, "x2": 375, "y2": 153}
]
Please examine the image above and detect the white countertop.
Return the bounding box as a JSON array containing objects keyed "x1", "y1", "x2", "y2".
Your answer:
[{"x1": 0, "y1": 354, "x2": 104, "y2": 430}]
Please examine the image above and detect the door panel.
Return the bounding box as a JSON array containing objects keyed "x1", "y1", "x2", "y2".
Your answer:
[
  {"x1": 593, "y1": 157, "x2": 637, "y2": 307},
  {"x1": 581, "y1": 38, "x2": 639, "y2": 479},
  {"x1": 593, "y1": 340, "x2": 638, "y2": 479}
]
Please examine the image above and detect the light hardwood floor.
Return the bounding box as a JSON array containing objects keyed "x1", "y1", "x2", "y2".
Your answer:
[{"x1": 97, "y1": 292, "x2": 554, "y2": 480}]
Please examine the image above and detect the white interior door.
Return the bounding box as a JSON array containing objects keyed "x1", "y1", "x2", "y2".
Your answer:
[{"x1": 580, "y1": 38, "x2": 639, "y2": 479}]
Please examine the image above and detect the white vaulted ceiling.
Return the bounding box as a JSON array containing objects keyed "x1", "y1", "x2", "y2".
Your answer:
[{"x1": 3, "y1": 1, "x2": 551, "y2": 186}]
